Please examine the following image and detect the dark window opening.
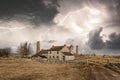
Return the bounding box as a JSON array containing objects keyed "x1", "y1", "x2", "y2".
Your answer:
[
  {"x1": 57, "y1": 51, "x2": 59, "y2": 54},
  {"x1": 57, "y1": 56, "x2": 59, "y2": 59}
]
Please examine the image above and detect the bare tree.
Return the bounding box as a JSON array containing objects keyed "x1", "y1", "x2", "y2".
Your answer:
[{"x1": 17, "y1": 42, "x2": 32, "y2": 58}]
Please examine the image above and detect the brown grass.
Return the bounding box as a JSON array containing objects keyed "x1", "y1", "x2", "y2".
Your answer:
[
  {"x1": 75, "y1": 55, "x2": 120, "y2": 64},
  {"x1": 0, "y1": 58, "x2": 90, "y2": 80}
]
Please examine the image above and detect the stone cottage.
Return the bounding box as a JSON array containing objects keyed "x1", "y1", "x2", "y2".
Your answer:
[
  {"x1": 48, "y1": 44, "x2": 75, "y2": 61},
  {"x1": 33, "y1": 41, "x2": 75, "y2": 61}
]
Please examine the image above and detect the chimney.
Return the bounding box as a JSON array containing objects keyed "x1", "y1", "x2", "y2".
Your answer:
[
  {"x1": 64, "y1": 44, "x2": 66, "y2": 46},
  {"x1": 52, "y1": 45, "x2": 54, "y2": 48},
  {"x1": 36, "y1": 41, "x2": 40, "y2": 53},
  {"x1": 76, "y1": 45, "x2": 78, "y2": 54}
]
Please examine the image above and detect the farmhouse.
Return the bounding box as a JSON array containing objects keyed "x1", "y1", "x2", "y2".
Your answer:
[
  {"x1": 48, "y1": 45, "x2": 75, "y2": 61},
  {"x1": 33, "y1": 42, "x2": 75, "y2": 61}
]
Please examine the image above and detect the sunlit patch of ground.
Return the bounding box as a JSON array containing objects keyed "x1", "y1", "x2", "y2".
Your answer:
[{"x1": 0, "y1": 58, "x2": 90, "y2": 80}]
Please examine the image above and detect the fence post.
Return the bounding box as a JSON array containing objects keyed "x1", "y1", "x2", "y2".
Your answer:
[
  {"x1": 87, "y1": 59, "x2": 89, "y2": 65},
  {"x1": 107, "y1": 59, "x2": 109, "y2": 64}
]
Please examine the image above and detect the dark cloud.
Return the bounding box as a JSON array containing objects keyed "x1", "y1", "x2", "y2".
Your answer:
[
  {"x1": 87, "y1": 27, "x2": 104, "y2": 49},
  {"x1": 106, "y1": 32, "x2": 120, "y2": 49},
  {"x1": 98, "y1": 0, "x2": 120, "y2": 28},
  {"x1": 87, "y1": 28, "x2": 120, "y2": 49},
  {"x1": 0, "y1": 0, "x2": 60, "y2": 25},
  {"x1": 83, "y1": 0, "x2": 120, "y2": 50}
]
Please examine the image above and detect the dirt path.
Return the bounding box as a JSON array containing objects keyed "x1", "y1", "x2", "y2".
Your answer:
[{"x1": 90, "y1": 65, "x2": 120, "y2": 80}]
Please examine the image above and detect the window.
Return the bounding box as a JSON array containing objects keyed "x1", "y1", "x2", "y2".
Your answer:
[
  {"x1": 50, "y1": 51, "x2": 51, "y2": 54},
  {"x1": 50, "y1": 56, "x2": 51, "y2": 59},
  {"x1": 57, "y1": 56, "x2": 59, "y2": 59},
  {"x1": 57, "y1": 51, "x2": 59, "y2": 54},
  {"x1": 53, "y1": 56, "x2": 54, "y2": 58}
]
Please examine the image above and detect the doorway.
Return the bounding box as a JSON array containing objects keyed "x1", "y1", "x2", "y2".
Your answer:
[{"x1": 63, "y1": 56, "x2": 65, "y2": 61}]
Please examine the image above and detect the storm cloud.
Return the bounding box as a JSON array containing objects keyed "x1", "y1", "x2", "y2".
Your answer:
[
  {"x1": 87, "y1": 28, "x2": 120, "y2": 49},
  {"x1": 58, "y1": 0, "x2": 120, "y2": 29},
  {"x1": 106, "y1": 32, "x2": 120, "y2": 49},
  {"x1": 87, "y1": 27, "x2": 104, "y2": 49},
  {"x1": 0, "y1": 0, "x2": 120, "y2": 54},
  {"x1": 0, "y1": 0, "x2": 60, "y2": 25}
]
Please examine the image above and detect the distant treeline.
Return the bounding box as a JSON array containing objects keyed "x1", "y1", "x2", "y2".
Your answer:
[
  {"x1": 0, "y1": 48, "x2": 11, "y2": 57},
  {"x1": 0, "y1": 42, "x2": 32, "y2": 58}
]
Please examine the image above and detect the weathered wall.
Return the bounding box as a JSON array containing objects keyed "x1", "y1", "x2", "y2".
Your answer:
[
  {"x1": 48, "y1": 46, "x2": 74, "y2": 61},
  {"x1": 65, "y1": 56, "x2": 75, "y2": 61},
  {"x1": 61, "y1": 46, "x2": 70, "y2": 52}
]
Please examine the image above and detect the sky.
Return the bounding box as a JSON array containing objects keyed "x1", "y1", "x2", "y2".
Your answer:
[{"x1": 0, "y1": 0, "x2": 120, "y2": 54}]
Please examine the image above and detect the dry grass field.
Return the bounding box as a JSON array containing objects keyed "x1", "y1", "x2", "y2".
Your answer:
[
  {"x1": 0, "y1": 58, "x2": 90, "y2": 80},
  {"x1": 75, "y1": 55, "x2": 120, "y2": 65}
]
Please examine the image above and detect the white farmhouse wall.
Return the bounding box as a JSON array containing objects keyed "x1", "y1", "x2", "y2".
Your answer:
[
  {"x1": 59, "y1": 52, "x2": 64, "y2": 61},
  {"x1": 65, "y1": 56, "x2": 75, "y2": 60},
  {"x1": 48, "y1": 51, "x2": 59, "y2": 59},
  {"x1": 48, "y1": 46, "x2": 75, "y2": 61}
]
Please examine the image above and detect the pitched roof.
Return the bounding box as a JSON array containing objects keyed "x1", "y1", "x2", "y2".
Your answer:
[
  {"x1": 39, "y1": 55, "x2": 47, "y2": 58},
  {"x1": 62, "y1": 52, "x2": 73, "y2": 56},
  {"x1": 32, "y1": 49, "x2": 49, "y2": 57},
  {"x1": 50, "y1": 46, "x2": 64, "y2": 51},
  {"x1": 38, "y1": 49, "x2": 49, "y2": 54},
  {"x1": 67, "y1": 45, "x2": 73, "y2": 49},
  {"x1": 32, "y1": 54, "x2": 47, "y2": 58}
]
